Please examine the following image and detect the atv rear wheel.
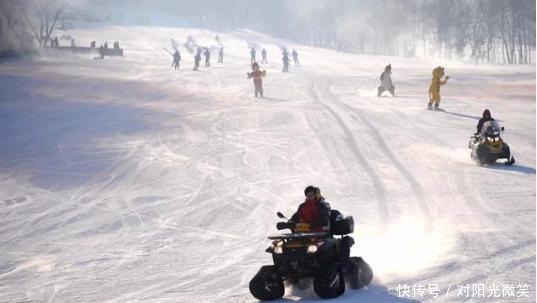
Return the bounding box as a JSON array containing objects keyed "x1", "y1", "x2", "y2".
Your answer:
[
  {"x1": 249, "y1": 265, "x2": 284, "y2": 301},
  {"x1": 313, "y1": 262, "x2": 345, "y2": 299},
  {"x1": 346, "y1": 257, "x2": 373, "y2": 289}
]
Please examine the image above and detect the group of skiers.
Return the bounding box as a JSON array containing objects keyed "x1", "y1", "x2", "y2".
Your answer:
[{"x1": 170, "y1": 46, "x2": 225, "y2": 71}]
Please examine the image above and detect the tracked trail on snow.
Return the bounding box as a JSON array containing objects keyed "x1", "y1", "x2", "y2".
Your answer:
[
  {"x1": 307, "y1": 79, "x2": 390, "y2": 224},
  {"x1": 317, "y1": 78, "x2": 432, "y2": 226}
]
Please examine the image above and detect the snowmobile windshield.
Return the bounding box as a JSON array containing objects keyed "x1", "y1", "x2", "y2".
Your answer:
[{"x1": 481, "y1": 121, "x2": 501, "y2": 138}]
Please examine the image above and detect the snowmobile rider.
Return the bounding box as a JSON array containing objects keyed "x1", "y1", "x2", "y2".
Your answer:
[
  {"x1": 476, "y1": 109, "x2": 495, "y2": 135},
  {"x1": 290, "y1": 186, "x2": 331, "y2": 232},
  {"x1": 247, "y1": 62, "x2": 266, "y2": 98},
  {"x1": 378, "y1": 64, "x2": 395, "y2": 97}
]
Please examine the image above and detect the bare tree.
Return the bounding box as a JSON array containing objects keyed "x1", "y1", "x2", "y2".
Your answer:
[{"x1": 26, "y1": 0, "x2": 64, "y2": 47}]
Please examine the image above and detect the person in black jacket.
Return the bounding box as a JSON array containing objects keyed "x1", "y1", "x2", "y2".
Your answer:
[{"x1": 476, "y1": 109, "x2": 495, "y2": 135}]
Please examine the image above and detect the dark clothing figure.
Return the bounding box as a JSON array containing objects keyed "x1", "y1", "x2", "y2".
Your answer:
[
  {"x1": 113, "y1": 41, "x2": 120, "y2": 49},
  {"x1": 290, "y1": 186, "x2": 331, "y2": 232},
  {"x1": 104, "y1": 42, "x2": 108, "y2": 49},
  {"x1": 90, "y1": 41, "x2": 96, "y2": 48},
  {"x1": 247, "y1": 63, "x2": 266, "y2": 98},
  {"x1": 218, "y1": 47, "x2": 224, "y2": 63},
  {"x1": 261, "y1": 48, "x2": 267, "y2": 64},
  {"x1": 476, "y1": 109, "x2": 495, "y2": 135},
  {"x1": 282, "y1": 51, "x2": 290, "y2": 72},
  {"x1": 292, "y1": 49, "x2": 300, "y2": 65},
  {"x1": 193, "y1": 49, "x2": 202, "y2": 71},
  {"x1": 250, "y1": 48, "x2": 256, "y2": 63},
  {"x1": 172, "y1": 50, "x2": 181, "y2": 70},
  {"x1": 204, "y1": 48, "x2": 210, "y2": 67},
  {"x1": 99, "y1": 45, "x2": 104, "y2": 59},
  {"x1": 378, "y1": 64, "x2": 395, "y2": 97}
]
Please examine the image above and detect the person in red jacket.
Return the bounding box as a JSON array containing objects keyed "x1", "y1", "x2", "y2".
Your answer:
[
  {"x1": 290, "y1": 186, "x2": 331, "y2": 232},
  {"x1": 247, "y1": 62, "x2": 266, "y2": 98}
]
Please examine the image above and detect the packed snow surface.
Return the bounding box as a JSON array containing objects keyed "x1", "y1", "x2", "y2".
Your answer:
[{"x1": 0, "y1": 25, "x2": 535, "y2": 302}]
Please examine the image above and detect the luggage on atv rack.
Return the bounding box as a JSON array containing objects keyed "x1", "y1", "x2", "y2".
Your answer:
[{"x1": 330, "y1": 209, "x2": 354, "y2": 235}]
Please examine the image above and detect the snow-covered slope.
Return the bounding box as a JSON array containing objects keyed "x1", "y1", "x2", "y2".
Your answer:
[{"x1": 0, "y1": 25, "x2": 535, "y2": 302}]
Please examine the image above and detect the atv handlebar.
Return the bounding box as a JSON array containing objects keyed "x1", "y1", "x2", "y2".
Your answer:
[{"x1": 276, "y1": 222, "x2": 295, "y2": 230}]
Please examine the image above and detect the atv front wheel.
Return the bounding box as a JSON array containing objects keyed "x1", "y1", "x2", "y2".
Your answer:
[
  {"x1": 346, "y1": 257, "x2": 373, "y2": 289},
  {"x1": 249, "y1": 265, "x2": 284, "y2": 301},
  {"x1": 313, "y1": 262, "x2": 345, "y2": 299}
]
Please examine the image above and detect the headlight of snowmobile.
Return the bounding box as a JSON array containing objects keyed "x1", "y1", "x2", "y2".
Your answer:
[
  {"x1": 274, "y1": 246, "x2": 283, "y2": 254},
  {"x1": 307, "y1": 244, "x2": 318, "y2": 254}
]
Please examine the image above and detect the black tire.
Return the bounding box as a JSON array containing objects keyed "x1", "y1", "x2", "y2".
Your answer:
[
  {"x1": 346, "y1": 257, "x2": 373, "y2": 289},
  {"x1": 249, "y1": 265, "x2": 284, "y2": 301},
  {"x1": 313, "y1": 262, "x2": 345, "y2": 299}
]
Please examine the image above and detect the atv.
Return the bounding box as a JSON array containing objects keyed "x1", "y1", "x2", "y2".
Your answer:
[
  {"x1": 469, "y1": 120, "x2": 515, "y2": 166},
  {"x1": 249, "y1": 210, "x2": 373, "y2": 301}
]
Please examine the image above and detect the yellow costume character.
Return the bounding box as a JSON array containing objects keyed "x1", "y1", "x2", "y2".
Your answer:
[{"x1": 428, "y1": 66, "x2": 449, "y2": 110}]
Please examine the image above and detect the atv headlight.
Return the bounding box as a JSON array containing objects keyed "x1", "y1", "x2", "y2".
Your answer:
[
  {"x1": 307, "y1": 245, "x2": 318, "y2": 254},
  {"x1": 274, "y1": 246, "x2": 283, "y2": 254}
]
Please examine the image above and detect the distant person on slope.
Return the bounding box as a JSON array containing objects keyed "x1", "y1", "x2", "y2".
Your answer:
[
  {"x1": 282, "y1": 51, "x2": 290, "y2": 72},
  {"x1": 172, "y1": 50, "x2": 181, "y2": 70},
  {"x1": 261, "y1": 48, "x2": 268, "y2": 64},
  {"x1": 204, "y1": 48, "x2": 211, "y2": 67},
  {"x1": 247, "y1": 62, "x2": 266, "y2": 98},
  {"x1": 250, "y1": 47, "x2": 256, "y2": 63},
  {"x1": 428, "y1": 66, "x2": 449, "y2": 111},
  {"x1": 218, "y1": 47, "x2": 224, "y2": 63},
  {"x1": 193, "y1": 48, "x2": 202, "y2": 71},
  {"x1": 292, "y1": 49, "x2": 300, "y2": 65},
  {"x1": 377, "y1": 64, "x2": 395, "y2": 97}
]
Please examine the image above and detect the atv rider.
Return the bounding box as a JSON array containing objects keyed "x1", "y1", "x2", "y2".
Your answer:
[
  {"x1": 247, "y1": 62, "x2": 266, "y2": 98},
  {"x1": 476, "y1": 109, "x2": 495, "y2": 135},
  {"x1": 378, "y1": 64, "x2": 395, "y2": 97},
  {"x1": 290, "y1": 186, "x2": 331, "y2": 232}
]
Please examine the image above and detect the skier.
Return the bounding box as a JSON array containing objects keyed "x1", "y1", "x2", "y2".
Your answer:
[
  {"x1": 204, "y1": 48, "x2": 211, "y2": 67},
  {"x1": 282, "y1": 51, "x2": 290, "y2": 72},
  {"x1": 218, "y1": 47, "x2": 224, "y2": 63},
  {"x1": 292, "y1": 49, "x2": 300, "y2": 65},
  {"x1": 378, "y1": 64, "x2": 395, "y2": 97},
  {"x1": 261, "y1": 48, "x2": 267, "y2": 64},
  {"x1": 172, "y1": 50, "x2": 181, "y2": 70},
  {"x1": 104, "y1": 41, "x2": 108, "y2": 50},
  {"x1": 247, "y1": 62, "x2": 266, "y2": 98},
  {"x1": 428, "y1": 66, "x2": 449, "y2": 110},
  {"x1": 476, "y1": 109, "x2": 495, "y2": 135},
  {"x1": 193, "y1": 48, "x2": 201, "y2": 71},
  {"x1": 250, "y1": 47, "x2": 256, "y2": 63}
]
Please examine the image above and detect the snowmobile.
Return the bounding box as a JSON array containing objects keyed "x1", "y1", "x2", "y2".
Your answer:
[
  {"x1": 469, "y1": 120, "x2": 515, "y2": 165},
  {"x1": 249, "y1": 210, "x2": 373, "y2": 300}
]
